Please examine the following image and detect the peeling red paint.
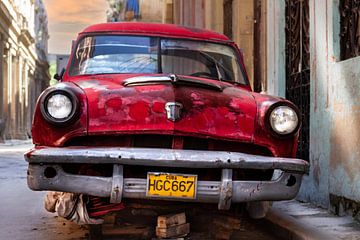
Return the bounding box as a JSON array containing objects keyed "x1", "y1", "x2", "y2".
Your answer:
[
  {"x1": 152, "y1": 101, "x2": 165, "y2": 113},
  {"x1": 129, "y1": 101, "x2": 151, "y2": 121},
  {"x1": 105, "y1": 98, "x2": 122, "y2": 110}
]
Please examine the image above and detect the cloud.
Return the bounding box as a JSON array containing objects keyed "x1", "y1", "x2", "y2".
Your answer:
[{"x1": 44, "y1": 0, "x2": 108, "y2": 54}]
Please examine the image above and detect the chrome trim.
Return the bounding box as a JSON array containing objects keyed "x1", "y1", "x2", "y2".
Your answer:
[
  {"x1": 25, "y1": 147, "x2": 309, "y2": 173},
  {"x1": 123, "y1": 75, "x2": 223, "y2": 91},
  {"x1": 123, "y1": 76, "x2": 172, "y2": 86},
  {"x1": 165, "y1": 102, "x2": 183, "y2": 122},
  {"x1": 27, "y1": 163, "x2": 303, "y2": 209},
  {"x1": 110, "y1": 164, "x2": 123, "y2": 203},
  {"x1": 218, "y1": 169, "x2": 233, "y2": 210}
]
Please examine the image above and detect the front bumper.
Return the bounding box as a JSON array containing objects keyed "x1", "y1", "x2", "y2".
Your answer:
[{"x1": 25, "y1": 147, "x2": 309, "y2": 210}]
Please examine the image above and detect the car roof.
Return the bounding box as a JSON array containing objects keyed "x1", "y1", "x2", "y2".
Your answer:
[{"x1": 80, "y1": 22, "x2": 231, "y2": 42}]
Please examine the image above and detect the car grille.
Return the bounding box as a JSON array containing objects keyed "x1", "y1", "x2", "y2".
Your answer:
[
  {"x1": 65, "y1": 134, "x2": 273, "y2": 156},
  {"x1": 63, "y1": 134, "x2": 274, "y2": 181}
]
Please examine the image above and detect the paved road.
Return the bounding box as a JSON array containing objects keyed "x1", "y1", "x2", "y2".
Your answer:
[
  {"x1": 0, "y1": 142, "x2": 280, "y2": 240},
  {"x1": 0, "y1": 143, "x2": 87, "y2": 240}
]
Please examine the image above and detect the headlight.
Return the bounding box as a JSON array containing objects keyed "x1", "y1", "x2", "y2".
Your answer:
[
  {"x1": 269, "y1": 105, "x2": 299, "y2": 135},
  {"x1": 47, "y1": 94, "x2": 72, "y2": 119},
  {"x1": 40, "y1": 89, "x2": 79, "y2": 126}
]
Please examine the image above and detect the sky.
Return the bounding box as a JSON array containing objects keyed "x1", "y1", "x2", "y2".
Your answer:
[{"x1": 44, "y1": 0, "x2": 108, "y2": 54}]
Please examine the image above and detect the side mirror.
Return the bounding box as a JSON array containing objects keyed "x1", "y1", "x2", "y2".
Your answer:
[
  {"x1": 53, "y1": 73, "x2": 61, "y2": 81},
  {"x1": 53, "y1": 68, "x2": 65, "y2": 81}
]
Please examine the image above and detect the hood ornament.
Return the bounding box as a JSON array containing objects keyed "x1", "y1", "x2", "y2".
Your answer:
[{"x1": 165, "y1": 102, "x2": 183, "y2": 122}]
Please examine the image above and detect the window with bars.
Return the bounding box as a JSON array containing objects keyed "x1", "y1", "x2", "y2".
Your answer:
[
  {"x1": 339, "y1": 0, "x2": 360, "y2": 60},
  {"x1": 285, "y1": 0, "x2": 310, "y2": 161}
]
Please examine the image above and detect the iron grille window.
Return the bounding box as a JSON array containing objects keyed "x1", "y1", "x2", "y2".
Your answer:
[
  {"x1": 340, "y1": 0, "x2": 360, "y2": 60},
  {"x1": 285, "y1": 0, "x2": 310, "y2": 161}
]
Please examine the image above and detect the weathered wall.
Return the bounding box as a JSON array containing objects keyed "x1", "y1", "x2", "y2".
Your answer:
[
  {"x1": 297, "y1": 0, "x2": 360, "y2": 209},
  {"x1": 232, "y1": 0, "x2": 254, "y2": 87},
  {"x1": 173, "y1": 0, "x2": 205, "y2": 28},
  {"x1": 328, "y1": 56, "x2": 360, "y2": 203},
  {"x1": 162, "y1": 0, "x2": 173, "y2": 24},
  {"x1": 140, "y1": 0, "x2": 164, "y2": 22},
  {"x1": 265, "y1": 0, "x2": 286, "y2": 98},
  {"x1": 204, "y1": 0, "x2": 223, "y2": 33},
  {"x1": 296, "y1": 0, "x2": 332, "y2": 207}
]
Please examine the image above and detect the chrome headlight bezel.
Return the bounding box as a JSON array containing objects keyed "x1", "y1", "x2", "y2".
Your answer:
[
  {"x1": 266, "y1": 103, "x2": 300, "y2": 137},
  {"x1": 40, "y1": 89, "x2": 79, "y2": 126}
]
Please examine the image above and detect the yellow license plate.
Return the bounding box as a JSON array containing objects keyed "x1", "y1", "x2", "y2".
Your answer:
[{"x1": 146, "y1": 172, "x2": 197, "y2": 199}]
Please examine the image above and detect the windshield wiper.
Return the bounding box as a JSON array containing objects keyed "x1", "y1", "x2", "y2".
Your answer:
[
  {"x1": 198, "y1": 51, "x2": 225, "y2": 81},
  {"x1": 198, "y1": 51, "x2": 238, "y2": 84},
  {"x1": 123, "y1": 74, "x2": 223, "y2": 92}
]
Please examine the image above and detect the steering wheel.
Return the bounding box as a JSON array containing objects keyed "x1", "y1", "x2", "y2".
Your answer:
[{"x1": 190, "y1": 72, "x2": 213, "y2": 78}]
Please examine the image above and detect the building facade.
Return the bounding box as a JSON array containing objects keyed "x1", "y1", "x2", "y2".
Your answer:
[{"x1": 0, "y1": 0, "x2": 49, "y2": 140}]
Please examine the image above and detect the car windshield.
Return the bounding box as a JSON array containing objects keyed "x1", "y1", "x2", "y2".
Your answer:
[{"x1": 69, "y1": 35, "x2": 246, "y2": 84}]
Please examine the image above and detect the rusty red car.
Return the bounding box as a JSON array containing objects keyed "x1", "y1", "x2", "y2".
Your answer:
[{"x1": 25, "y1": 22, "x2": 309, "y2": 220}]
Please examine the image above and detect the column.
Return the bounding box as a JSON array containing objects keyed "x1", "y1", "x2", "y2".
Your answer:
[
  {"x1": 265, "y1": 0, "x2": 286, "y2": 97},
  {"x1": 232, "y1": 0, "x2": 254, "y2": 87},
  {"x1": 0, "y1": 34, "x2": 4, "y2": 119}
]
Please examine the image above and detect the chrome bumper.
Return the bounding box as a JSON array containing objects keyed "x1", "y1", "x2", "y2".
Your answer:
[{"x1": 26, "y1": 147, "x2": 309, "y2": 210}]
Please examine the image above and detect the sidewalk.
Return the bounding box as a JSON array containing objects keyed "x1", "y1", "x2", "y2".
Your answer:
[
  {"x1": 0, "y1": 139, "x2": 34, "y2": 152},
  {"x1": 265, "y1": 200, "x2": 360, "y2": 240}
]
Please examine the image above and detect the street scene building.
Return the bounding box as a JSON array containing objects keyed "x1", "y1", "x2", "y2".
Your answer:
[
  {"x1": 1, "y1": 0, "x2": 360, "y2": 239},
  {"x1": 0, "y1": 0, "x2": 50, "y2": 140}
]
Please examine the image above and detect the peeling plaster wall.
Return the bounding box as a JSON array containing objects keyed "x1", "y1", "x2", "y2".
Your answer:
[
  {"x1": 265, "y1": 0, "x2": 286, "y2": 98},
  {"x1": 329, "y1": 57, "x2": 360, "y2": 202},
  {"x1": 297, "y1": 0, "x2": 360, "y2": 208},
  {"x1": 139, "y1": 0, "x2": 164, "y2": 23},
  {"x1": 232, "y1": 0, "x2": 254, "y2": 87},
  {"x1": 297, "y1": 0, "x2": 331, "y2": 208}
]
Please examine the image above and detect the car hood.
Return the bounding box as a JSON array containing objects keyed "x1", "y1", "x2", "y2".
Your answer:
[{"x1": 73, "y1": 74, "x2": 257, "y2": 142}]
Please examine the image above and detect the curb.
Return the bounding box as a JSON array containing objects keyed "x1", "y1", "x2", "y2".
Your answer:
[{"x1": 264, "y1": 208, "x2": 339, "y2": 240}]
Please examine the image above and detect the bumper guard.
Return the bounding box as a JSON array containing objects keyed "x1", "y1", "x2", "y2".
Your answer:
[{"x1": 25, "y1": 147, "x2": 309, "y2": 210}]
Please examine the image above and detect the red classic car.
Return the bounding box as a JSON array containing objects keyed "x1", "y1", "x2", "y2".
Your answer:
[{"x1": 25, "y1": 22, "x2": 308, "y2": 220}]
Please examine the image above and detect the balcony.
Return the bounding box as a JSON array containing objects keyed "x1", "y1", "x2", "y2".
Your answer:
[{"x1": 19, "y1": 15, "x2": 35, "y2": 46}]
